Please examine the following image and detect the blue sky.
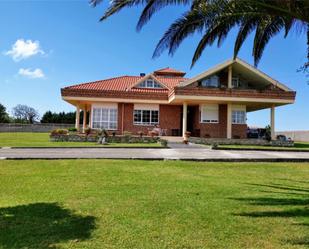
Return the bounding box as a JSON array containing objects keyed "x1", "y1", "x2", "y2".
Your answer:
[{"x1": 0, "y1": 1, "x2": 307, "y2": 131}]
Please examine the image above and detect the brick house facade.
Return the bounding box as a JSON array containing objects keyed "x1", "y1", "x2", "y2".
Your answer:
[{"x1": 61, "y1": 58, "x2": 295, "y2": 140}]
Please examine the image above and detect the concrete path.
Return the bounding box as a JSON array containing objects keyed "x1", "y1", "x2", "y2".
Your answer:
[{"x1": 1, "y1": 147, "x2": 309, "y2": 161}]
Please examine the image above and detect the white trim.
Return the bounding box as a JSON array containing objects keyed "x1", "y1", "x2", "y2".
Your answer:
[
  {"x1": 133, "y1": 109, "x2": 159, "y2": 126},
  {"x1": 170, "y1": 95, "x2": 294, "y2": 104},
  {"x1": 91, "y1": 104, "x2": 118, "y2": 130},
  {"x1": 179, "y1": 58, "x2": 291, "y2": 91},
  {"x1": 134, "y1": 103, "x2": 159, "y2": 110},
  {"x1": 232, "y1": 104, "x2": 246, "y2": 111},
  {"x1": 62, "y1": 96, "x2": 169, "y2": 104},
  {"x1": 92, "y1": 103, "x2": 118, "y2": 109},
  {"x1": 127, "y1": 74, "x2": 170, "y2": 90},
  {"x1": 200, "y1": 104, "x2": 219, "y2": 124}
]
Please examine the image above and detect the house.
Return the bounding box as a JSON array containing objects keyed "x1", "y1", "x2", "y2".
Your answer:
[{"x1": 61, "y1": 58, "x2": 296, "y2": 140}]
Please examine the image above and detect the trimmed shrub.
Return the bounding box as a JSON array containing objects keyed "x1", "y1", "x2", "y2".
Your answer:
[
  {"x1": 68, "y1": 127, "x2": 77, "y2": 132},
  {"x1": 161, "y1": 139, "x2": 168, "y2": 147},
  {"x1": 50, "y1": 129, "x2": 68, "y2": 136}
]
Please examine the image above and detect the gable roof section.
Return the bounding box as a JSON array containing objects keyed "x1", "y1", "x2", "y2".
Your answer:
[
  {"x1": 62, "y1": 75, "x2": 186, "y2": 94},
  {"x1": 180, "y1": 58, "x2": 291, "y2": 91},
  {"x1": 154, "y1": 67, "x2": 186, "y2": 77},
  {"x1": 127, "y1": 74, "x2": 170, "y2": 90}
]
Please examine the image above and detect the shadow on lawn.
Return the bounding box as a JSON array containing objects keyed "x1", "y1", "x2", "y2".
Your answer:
[
  {"x1": 0, "y1": 202, "x2": 96, "y2": 249},
  {"x1": 231, "y1": 181, "x2": 309, "y2": 246}
]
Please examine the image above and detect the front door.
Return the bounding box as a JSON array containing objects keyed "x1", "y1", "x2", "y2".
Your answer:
[{"x1": 187, "y1": 106, "x2": 195, "y2": 133}]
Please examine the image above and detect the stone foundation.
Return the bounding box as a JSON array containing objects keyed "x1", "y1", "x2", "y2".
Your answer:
[
  {"x1": 50, "y1": 134, "x2": 160, "y2": 143},
  {"x1": 189, "y1": 137, "x2": 294, "y2": 147}
]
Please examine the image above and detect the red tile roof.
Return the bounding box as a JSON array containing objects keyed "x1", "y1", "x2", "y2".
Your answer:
[
  {"x1": 154, "y1": 67, "x2": 186, "y2": 77},
  {"x1": 61, "y1": 72, "x2": 187, "y2": 100}
]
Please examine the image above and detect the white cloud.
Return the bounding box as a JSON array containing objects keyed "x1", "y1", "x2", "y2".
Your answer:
[
  {"x1": 18, "y1": 68, "x2": 45, "y2": 79},
  {"x1": 5, "y1": 39, "x2": 45, "y2": 61}
]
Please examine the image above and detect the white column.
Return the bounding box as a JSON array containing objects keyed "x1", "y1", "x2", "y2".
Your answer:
[
  {"x1": 271, "y1": 105, "x2": 275, "y2": 140},
  {"x1": 82, "y1": 106, "x2": 87, "y2": 133},
  {"x1": 75, "y1": 105, "x2": 80, "y2": 131},
  {"x1": 227, "y1": 103, "x2": 232, "y2": 139},
  {"x1": 228, "y1": 65, "x2": 232, "y2": 88},
  {"x1": 182, "y1": 102, "x2": 188, "y2": 138},
  {"x1": 88, "y1": 106, "x2": 92, "y2": 129}
]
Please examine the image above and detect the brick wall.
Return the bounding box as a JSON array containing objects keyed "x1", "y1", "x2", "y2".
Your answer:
[
  {"x1": 190, "y1": 104, "x2": 247, "y2": 138},
  {"x1": 100, "y1": 102, "x2": 247, "y2": 138},
  {"x1": 119, "y1": 103, "x2": 181, "y2": 135},
  {"x1": 232, "y1": 124, "x2": 247, "y2": 139}
]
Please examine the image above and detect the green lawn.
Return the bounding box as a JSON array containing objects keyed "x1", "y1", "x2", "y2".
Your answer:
[
  {"x1": 0, "y1": 160, "x2": 308, "y2": 249},
  {"x1": 217, "y1": 142, "x2": 309, "y2": 151},
  {"x1": 0, "y1": 133, "x2": 162, "y2": 148}
]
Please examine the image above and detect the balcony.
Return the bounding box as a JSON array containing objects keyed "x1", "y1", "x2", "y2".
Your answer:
[{"x1": 170, "y1": 87, "x2": 296, "y2": 101}]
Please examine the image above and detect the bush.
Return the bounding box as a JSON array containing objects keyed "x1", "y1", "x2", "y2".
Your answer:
[
  {"x1": 68, "y1": 127, "x2": 77, "y2": 132},
  {"x1": 50, "y1": 129, "x2": 69, "y2": 136},
  {"x1": 84, "y1": 127, "x2": 91, "y2": 135},
  {"x1": 160, "y1": 139, "x2": 168, "y2": 147}
]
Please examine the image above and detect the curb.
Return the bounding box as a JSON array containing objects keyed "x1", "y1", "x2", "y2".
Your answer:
[
  {"x1": 1, "y1": 146, "x2": 168, "y2": 149},
  {"x1": 2, "y1": 157, "x2": 309, "y2": 162},
  {"x1": 214, "y1": 147, "x2": 309, "y2": 152}
]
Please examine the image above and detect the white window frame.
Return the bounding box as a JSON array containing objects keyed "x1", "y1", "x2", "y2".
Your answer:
[
  {"x1": 137, "y1": 78, "x2": 163, "y2": 89},
  {"x1": 133, "y1": 104, "x2": 159, "y2": 126},
  {"x1": 232, "y1": 105, "x2": 246, "y2": 124},
  {"x1": 200, "y1": 104, "x2": 219, "y2": 123},
  {"x1": 91, "y1": 103, "x2": 118, "y2": 130}
]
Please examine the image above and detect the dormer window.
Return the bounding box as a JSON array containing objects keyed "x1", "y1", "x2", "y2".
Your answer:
[
  {"x1": 201, "y1": 75, "x2": 220, "y2": 88},
  {"x1": 137, "y1": 78, "x2": 163, "y2": 89}
]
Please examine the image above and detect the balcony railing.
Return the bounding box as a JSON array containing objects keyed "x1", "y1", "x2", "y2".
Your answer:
[{"x1": 171, "y1": 87, "x2": 296, "y2": 100}]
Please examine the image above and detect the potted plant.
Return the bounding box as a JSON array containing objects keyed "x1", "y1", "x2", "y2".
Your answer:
[{"x1": 183, "y1": 131, "x2": 191, "y2": 144}]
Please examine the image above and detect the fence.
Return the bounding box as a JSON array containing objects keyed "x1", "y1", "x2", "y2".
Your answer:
[
  {"x1": 0, "y1": 123, "x2": 80, "y2": 133},
  {"x1": 276, "y1": 131, "x2": 309, "y2": 142}
]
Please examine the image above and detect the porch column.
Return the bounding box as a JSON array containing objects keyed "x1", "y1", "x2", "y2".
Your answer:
[
  {"x1": 88, "y1": 106, "x2": 92, "y2": 128},
  {"x1": 182, "y1": 102, "x2": 188, "y2": 138},
  {"x1": 82, "y1": 106, "x2": 87, "y2": 133},
  {"x1": 75, "y1": 105, "x2": 80, "y2": 132},
  {"x1": 228, "y1": 65, "x2": 232, "y2": 88},
  {"x1": 270, "y1": 105, "x2": 275, "y2": 140},
  {"x1": 227, "y1": 103, "x2": 232, "y2": 139}
]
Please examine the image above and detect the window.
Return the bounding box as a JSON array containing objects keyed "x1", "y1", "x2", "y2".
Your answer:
[
  {"x1": 201, "y1": 75, "x2": 220, "y2": 87},
  {"x1": 232, "y1": 110, "x2": 246, "y2": 124},
  {"x1": 92, "y1": 107, "x2": 118, "y2": 130},
  {"x1": 232, "y1": 77, "x2": 240, "y2": 88},
  {"x1": 200, "y1": 104, "x2": 219, "y2": 123},
  {"x1": 134, "y1": 110, "x2": 159, "y2": 125},
  {"x1": 137, "y1": 78, "x2": 163, "y2": 88}
]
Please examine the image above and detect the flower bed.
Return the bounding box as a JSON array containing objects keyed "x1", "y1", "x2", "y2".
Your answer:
[{"x1": 50, "y1": 134, "x2": 160, "y2": 144}]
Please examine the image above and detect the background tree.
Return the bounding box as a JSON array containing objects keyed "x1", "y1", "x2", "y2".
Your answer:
[
  {"x1": 0, "y1": 103, "x2": 10, "y2": 123},
  {"x1": 12, "y1": 104, "x2": 39, "y2": 124},
  {"x1": 91, "y1": 0, "x2": 309, "y2": 68},
  {"x1": 41, "y1": 111, "x2": 85, "y2": 124}
]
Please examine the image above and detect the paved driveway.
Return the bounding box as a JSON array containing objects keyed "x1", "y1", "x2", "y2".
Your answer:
[{"x1": 1, "y1": 147, "x2": 309, "y2": 161}]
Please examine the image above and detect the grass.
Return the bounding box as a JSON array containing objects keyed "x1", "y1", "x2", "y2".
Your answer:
[
  {"x1": 0, "y1": 160, "x2": 308, "y2": 248},
  {"x1": 217, "y1": 142, "x2": 309, "y2": 151},
  {"x1": 0, "y1": 133, "x2": 162, "y2": 148}
]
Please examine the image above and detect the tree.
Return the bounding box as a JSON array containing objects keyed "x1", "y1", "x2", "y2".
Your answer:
[
  {"x1": 12, "y1": 104, "x2": 39, "y2": 124},
  {"x1": 41, "y1": 111, "x2": 80, "y2": 124},
  {"x1": 91, "y1": 0, "x2": 309, "y2": 68},
  {"x1": 0, "y1": 103, "x2": 10, "y2": 123}
]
